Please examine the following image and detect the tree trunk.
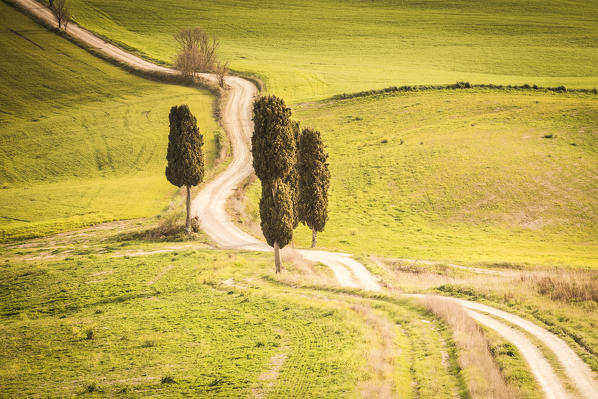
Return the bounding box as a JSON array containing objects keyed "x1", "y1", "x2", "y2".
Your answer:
[
  {"x1": 311, "y1": 228, "x2": 317, "y2": 248},
  {"x1": 185, "y1": 185, "x2": 191, "y2": 233},
  {"x1": 274, "y1": 241, "x2": 281, "y2": 273}
]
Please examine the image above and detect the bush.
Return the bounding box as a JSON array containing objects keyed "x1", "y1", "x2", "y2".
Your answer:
[
  {"x1": 148, "y1": 213, "x2": 185, "y2": 239},
  {"x1": 84, "y1": 383, "x2": 99, "y2": 393},
  {"x1": 161, "y1": 375, "x2": 175, "y2": 384},
  {"x1": 191, "y1": 216, "x2": 200, "y2": 233}
]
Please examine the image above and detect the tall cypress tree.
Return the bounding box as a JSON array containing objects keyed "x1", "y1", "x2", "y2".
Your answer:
[
  {"x1": 251, "y1": 95, "x2": 296, "y2": 272},
  {"x1": 297, "y1": 127, "x2": 330, "y2": 248},
  {"x1": 286, "y1": 120, "x2": 301, "y2": 230},
  {"x1": 165, "y1": 105, "x2": 205, "y2": 233}
]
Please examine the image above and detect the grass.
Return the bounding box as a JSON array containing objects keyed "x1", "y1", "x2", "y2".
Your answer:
[
  {"x1": 0, "y1": 228, "x2": 483, "y2": 398},
  {"x1": 423, "y1": 296, "x2": 516, "y2": 399},
  {"x1": 276, "y1": 89, "x2": 598, "y2": 268},
  {"x1": 0, "y1": 2, "x2": 222, "y2": 241},
  {"x1": 0, "y1": 250, "x2": 364, "y2": 397},
  {"x1": 370, "y1": 256, "x2": 598, "y2": 373},
  {"x1": 521, "y1": 270, "x2": 598, "y2": 302},
  {"x1": 63, "y1": 0, "x2": 598, "y2": 103},
  {"x1": 484, "y1": 328, "x2": 543, "y2": 399}
]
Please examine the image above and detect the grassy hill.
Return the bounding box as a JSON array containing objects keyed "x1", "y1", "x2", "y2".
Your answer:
[
  {"x1": 242, "y1": 88, "x2": 598, "y2": 268},
  {"x1": 0, "y1": 242, "x2": 471, "y2": 398},
  {"x1": 65, "y1": 0, "x2": 598, "y2": 102},
  {"x1": 0, "y1": 2, "x2": 222, "y2": 241}
]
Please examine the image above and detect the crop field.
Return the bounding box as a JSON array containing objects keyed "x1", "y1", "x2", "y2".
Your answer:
[
  {"x1": 0, "y1": 235, "x2": 477, "y2": 398},
  {"x1": 239, "y1": 89, "x2": 598, "y2": 268},
  {"x1": 0, "y1": 2, "x2": 221, "y2": 241},
  {"x1": 65, "y1": 0, "x2": 598, "y2": 103}
]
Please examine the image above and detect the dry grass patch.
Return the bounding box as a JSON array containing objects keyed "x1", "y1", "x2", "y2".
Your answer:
[
  {"x1": 423, "y1": 296, "x2": 516, "y2": 399},
  {"x1": 351, "y1": 304, "x2": 395, "y2": 398},
  {"x1": 521, "y1": 270, "x2": 598, "y2": 303}
]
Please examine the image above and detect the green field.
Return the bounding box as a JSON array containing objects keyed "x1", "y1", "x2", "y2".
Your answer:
[
  {"x1": 0, "y1": 238, "x2": 474, "y2": 398},
  {"x1": 0, "y1": 3, "x2": 221, "y2": 241},
  {"x1": 241, "y1": 89, "x2": 598, "y2": 267},
  {"x1": 2, "y1": 1, "x2": 598, "y2": 397},
  {"x1": 65, "y1": 0, "x2": 598, "y2": 102}
]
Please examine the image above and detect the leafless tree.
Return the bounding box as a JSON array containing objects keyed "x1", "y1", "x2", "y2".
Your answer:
[
  {"x1": 215, "y1": 61, "x2": 229, "y2": 88},
  {"x1": 176, "y1": 45, "x2": 201, "y2": 78},
  {"x1": 174, "y1": 28, "x2": 219, "y2": 77},
  {"x1": 52, "y1": 0, "x2": 71, "y2": 31}
]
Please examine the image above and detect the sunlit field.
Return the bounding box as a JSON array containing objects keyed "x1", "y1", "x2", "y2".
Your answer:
[
  {"x1": 0, "y1": 3, "x2": 222, "y2": 241},
  {"x1": 66, "y1": 0, "x2": 598, "y2": 102}
]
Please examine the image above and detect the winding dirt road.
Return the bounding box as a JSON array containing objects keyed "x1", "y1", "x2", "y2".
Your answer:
[{"x1": 12, "y1": 0, "x2": 597, "y2": 397}]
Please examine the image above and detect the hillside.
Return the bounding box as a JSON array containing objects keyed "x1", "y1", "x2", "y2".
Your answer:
[
  {"x1": 1, "y1": 1, "x2": 597, "y2": 397},
  {"x1": 0, "y1": 230, "x2": 471, "y2": 397},
  {"x1": 240, "y1": 89, "x2": 598, "y2": 267},
  {"x1": 65, "y1": 0, "x2": 598, "y2": 102},
  {"x1": 0, "y1": 2, "x2": 222, "y2": 240}
]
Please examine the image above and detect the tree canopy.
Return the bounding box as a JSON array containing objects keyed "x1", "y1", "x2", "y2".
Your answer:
[
  {"x1": 251, "y1": 95, "x2": 297, "y2": 272},
  {"x1": 166, "y1": 105, "x2": 205, "y2": 188},
  {"x1": 297, "y1": 127, "x2": 330, "y2": 247},
  {"x1": 166, "y1": 104, "x2": 205, "y2": 232}
]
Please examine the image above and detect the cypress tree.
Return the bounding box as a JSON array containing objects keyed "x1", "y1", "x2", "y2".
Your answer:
[
  {"x1": 286, "y1": 120, "x2": 301, "y2": 229},
  {"x1": 297, "y1": 127, "x2": 330, "y2": 248},
  {"x1": 251, "y1": 95, "x2": 296, "y2": 272},
  {"x1": 259, "y1": 180, "x2": 294, "y2": 249},
  {"x1": 165, "y1": 104, "x2": 205, "y2": 233}
]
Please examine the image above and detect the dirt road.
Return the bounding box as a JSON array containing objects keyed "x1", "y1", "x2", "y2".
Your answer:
[{"x1": 13, "y1": 1, "x2": 597, "y2": 397}]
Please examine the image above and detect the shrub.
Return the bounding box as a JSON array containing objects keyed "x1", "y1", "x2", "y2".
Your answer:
[
  {"x1": 191, "y1": 216, "x2": 200, "y2": 233},
  {"x1": 161, "y1": 375, "x2": 175, "y2": 384},
  {"x1": 84, "y1": 383, "x2": 99, "y2": 393},
  {"x1": 523, "y1": 272, "x2": 598, "y2": 302}
]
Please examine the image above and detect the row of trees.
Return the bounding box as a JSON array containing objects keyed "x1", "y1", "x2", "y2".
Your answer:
[
  {"x1": 252, "y1": 96, "x2": 330, "y2": 272},
  {"x1": 174, "y1": 28, "x2": 228, "y2": 87},
  {"x1": 165, "y1": 96, "x2": 330, "y2": 273}
]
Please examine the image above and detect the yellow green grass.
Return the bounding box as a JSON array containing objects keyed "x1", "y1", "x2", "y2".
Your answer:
[
  {"x1": 0, "y1": 3, "x2": 221, "y2": 241},
  {"x1": 241, "y1": 89, "x2": 598, "y2": 268},
  {"x1": 64, "y1": 0, "x2": 598, "y2": 103},
  {"x1": 369, "y1": 256, "x2": 598, "y2": 372},
  {"x1": 0, "y1": 238, "x2": 470, "y2": 397}
]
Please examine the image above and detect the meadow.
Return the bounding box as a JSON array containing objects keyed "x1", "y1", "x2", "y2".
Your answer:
[
  {"x1": 0, "y1": 229, "x2": 480, "y2": 398},
  {"x1": 1, "y1": 1, "x2": 597, "y2": 397},
  {"x1": 240, "y1": 88, "x2": 598, "y2": 268},
  {"x1": 370, "y1": 256, "x2": 598, "y2": 374},
  {"x1": 0, "y1": 2, "x2": 222, "y2": 241},
  {"x1": 64, "y1": 0, "x2": 598, "y2": 103}
]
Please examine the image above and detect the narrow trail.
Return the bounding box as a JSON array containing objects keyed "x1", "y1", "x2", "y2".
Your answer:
[
  {"x1": 11, "y1": 1, "x2": 598, "y2": 397},
  {"x1": 467, "y1": 310, "x2": 570, "y2": 399}
]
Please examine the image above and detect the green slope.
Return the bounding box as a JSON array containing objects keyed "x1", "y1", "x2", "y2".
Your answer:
[
  {"x1": 0, "y1": 246, "x2": 468, "y2": 398},
  {"x1": 245, "y1": 89, "x2": 598, "y2": 267},
  {"x1": 0, "y1": 3, "x2": 221, "y2": 241},
  {"x1": 66, "y1": 0, "x2": 598, "y2": 102}
]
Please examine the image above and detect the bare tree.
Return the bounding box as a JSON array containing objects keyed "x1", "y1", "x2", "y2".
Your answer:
[
  {"x1": 174, "y1": 28, "x2": 219, "y2": 77},
  {"x1": 52, "y1": 0, "x2": 71, "y2": 31},
  {"x1": 176, "y1": 45, "x2": 202, "y2": 78},
  {"x1": 215, "y1": 61, "x2": 229, "y2": 88}
]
